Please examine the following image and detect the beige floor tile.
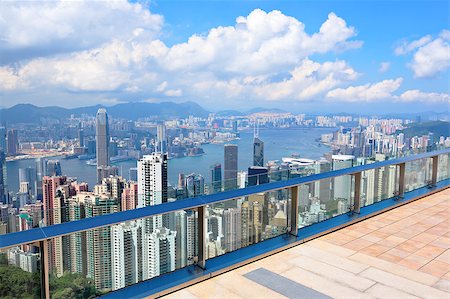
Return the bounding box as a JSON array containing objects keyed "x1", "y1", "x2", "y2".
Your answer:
[
  {"x1": 419, "y1": 260, "x2": 450, "y2": 278},
  {"x1": 187, "y1": 279, "x2": 244, "y2": 299},
  {"x1": 343, "y1": 238, "x2": 374, "y2": 251},
  {"x1": 398, "y1": 254, "x2": 431, "y2": 270},
  {"x1": 360, "y1": 267, "x2": 448, "y2": 298},
  {"x1": 349, "y1": 253, "x2": 439, "y2": 286},
  {"x1": 365, "y1": 283, "x2": 421, "y2": 299},
  {"x1": 435, "y1": 249, "x2": 450, "y2": 263},
  {"x1": 415, "y1": 245, "x2": 447, "y2": 260},
  {"x1": 433, "y1": 279, "x2": 450, "y2": 292},
  {"x1": 212, "y1": 271, "x2": 289, "y2": 299},
  {"x1": 289, "y1": 255, "x2": 375, "y2": 291},
  {"x1": 307, "y1": 238, "x2": 356, "y2": 257},
  {"x1": 163, "y1": 289, "x2": 200, "y2": 299},
  {"x1": 281, "y1": 267, "x2": 373, "y2": 299},
  {"x1": 289, "y1": 244, "x2": 368, "y2": 274},
  {"x1": 359, "y1": 243, "x2": 391, "y2": 257}
]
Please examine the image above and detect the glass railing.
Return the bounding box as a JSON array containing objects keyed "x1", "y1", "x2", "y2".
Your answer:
[{"x1": 0, "y1": 148, "x2": 448, "y2": 298}]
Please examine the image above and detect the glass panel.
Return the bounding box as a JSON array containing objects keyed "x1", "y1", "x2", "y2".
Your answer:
[
  {"x1": 437, "y1": 154, "x2": 450, "y2": 181},
  {"x1": 298, "y1": 173, "x2": 353, "y2": 228},
  {"x1": 361, "y1": 165, "x2": 398, "y2": 207},
  {"x1": 405, "y1": 158, "x2": 432, "y2": 192},
  {"x1": 205, "y1": 188, "x2": 291, "y2": 259},
  {"x1": 47, "y1": 208, "x2": 197, "y2": 296},
  {"x1": 0, "y1": 244, "x2": 42, "y2": 298}
]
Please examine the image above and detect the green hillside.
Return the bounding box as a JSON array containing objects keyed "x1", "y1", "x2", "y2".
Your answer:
[{"x1": 398, "y1": 121, "x2": 450, "y2": 138}]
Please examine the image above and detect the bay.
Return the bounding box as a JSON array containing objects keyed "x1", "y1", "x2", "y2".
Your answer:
[{"x1": 6, "y1": 128, "x2": 334, "y2": 192}]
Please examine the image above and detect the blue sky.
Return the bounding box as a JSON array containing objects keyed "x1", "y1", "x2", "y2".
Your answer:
[{"x1": 0, "y1": 0, "x2": 448, "y2": 114}]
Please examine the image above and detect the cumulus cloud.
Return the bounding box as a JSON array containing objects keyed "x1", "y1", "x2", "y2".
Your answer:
[
  {"x1": 0, "y1": 0, "x2": 163, "y2": 64},
  {"x1": 398, "y1": 90, "x2": 450, "y2": 103},
  {"x1": 0, "y1": 7, "x2": 364, "y2": 107},
  {"x1": 395, "y1": 30, "x2": 450, "y2": 78},
  {"x1": 326, "y1": 78, "x2": 450, "y2": 103},
  {"x1": 326, "y1": 78, "x2": 403, "y2": 102}
]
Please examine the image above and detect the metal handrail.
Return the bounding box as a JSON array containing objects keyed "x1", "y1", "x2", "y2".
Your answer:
[{"x1": 0, "y1": 148, "x2": 448, "y2": 250}]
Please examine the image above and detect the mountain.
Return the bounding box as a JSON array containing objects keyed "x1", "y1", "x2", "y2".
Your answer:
[
  {"x1": 246, "y1": 107, "x2": 287, "y2": 114},
  {"x1": 398, "y1": 121, "x2": 450, "y2": 138},
  {"x1": 215, "y1": 110, "x2": 245, "y2": 117},
  {"x1": 0, "y1": 101, "x2": 210, "y2": 124}
]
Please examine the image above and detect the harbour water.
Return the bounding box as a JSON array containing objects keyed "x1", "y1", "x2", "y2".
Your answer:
[{"x1": 6, "y1": 128, "x2": 335, "y2": 192}]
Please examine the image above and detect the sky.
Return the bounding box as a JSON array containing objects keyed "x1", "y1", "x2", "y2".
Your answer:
[{"x1": 0, "y1": 0, "x2": 449, "y2": 114}]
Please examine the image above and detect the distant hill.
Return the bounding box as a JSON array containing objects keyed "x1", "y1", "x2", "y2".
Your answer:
[
  {"x1": 398, "y1": 121, "x2": 450, "y2": 138},
  {"x1": 246, "y1": 107, "x2": 287, "y2": 114},
  {"x1": 0, "y1": 101, "x2": 210, "y2": 124},
  {"x1": 215, "y1": 110, "x2": 245, "y2": 117}
]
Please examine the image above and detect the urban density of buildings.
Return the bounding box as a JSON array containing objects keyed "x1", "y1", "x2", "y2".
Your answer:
[{"x1": 0, "y1": 108, "x2": 448, "y2": 293}]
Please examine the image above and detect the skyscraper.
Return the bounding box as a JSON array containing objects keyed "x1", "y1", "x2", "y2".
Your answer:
[
  {"x1": 96, "y1": 108, "x2": 110, "y2": 182},
  {"x1": 0, "y1": 127, "x2": 6, "y2": 152},
  {"x1": 0, "y1": 151, "x2": 5, "y2": 203},
  {"x1": 6, "y1": 129, "x2": 18, "y2": 156},
  {"x1": 46, "y1": 160, "x2": 62, "y2": 176},
  {"x1": 224, "y1": 144, "x2": 238, "y2": 191},
  {"x1": 210, "y1": 163, "x2": 222, "y2": 193},
  {"x1": 78, "y1": 128, "x2": 84, "y2": 147},
  {"x1": 137, "y1": 153, "x2": 168, "y2": 232},
  {"x1": 253, "y1": 123, "x2": 264, "y2": 167},
  {"x1": 247, "y1": 166, "x2": 269, "y2": 186},
  {"x1": 156, "y1": 123, "x2": 167, "y2": 154}
]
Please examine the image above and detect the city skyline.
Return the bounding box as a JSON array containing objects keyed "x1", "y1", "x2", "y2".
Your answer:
[{"x1": 0, "y1": 1, "x2": 449, "y2": 113}]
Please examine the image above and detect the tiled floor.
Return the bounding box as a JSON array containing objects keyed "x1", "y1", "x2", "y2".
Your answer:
[{"x1": 162, "y1": 188, "x2": 450, "y2": 299}]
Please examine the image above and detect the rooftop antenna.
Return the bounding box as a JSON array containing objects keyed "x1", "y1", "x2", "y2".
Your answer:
[{"x1": 255, "y1": 119, "x2": 260, "y2": 138}]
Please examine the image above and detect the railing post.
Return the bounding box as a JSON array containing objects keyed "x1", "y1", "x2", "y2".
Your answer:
[
  {"x1": 398, "y1": 162, "x2": 406, "y2": 199},
  {"x1": 39, "y1": 240, "x2": 50, "y2": 299},
  {"x1": 353, "y1": 172, "x2": 361, "y2": 214},
  {"x1": 196, "y1": 206, "x2": 206, "y2": 269},
  {"x1": 431, "y1": 155, "x2": 439, "y2": 186},
  {"x1": 290, "y1": 186, "x2": 299, "y2": 236}
]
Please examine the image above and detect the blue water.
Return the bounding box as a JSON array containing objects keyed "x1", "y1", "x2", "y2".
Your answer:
[{"x1": 6, "y1": 128, "x2": 334, "y2": 192}]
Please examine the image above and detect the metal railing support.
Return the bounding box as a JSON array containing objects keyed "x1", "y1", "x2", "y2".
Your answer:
[
  {"x1": 290, "y1": 186, "x2": 299, "y2": 236},
  {"x1": 431, "y1": 155, "x2": 439, "y2": 186},
  {"x1": 196, "y1": 206, "x2": 206, "y2": 269},
  {"x1": 39, "y1": 240, "x2": 50, "y2": 299},
  {"x1": 398, "y1": 162, "x2": 406, "y2": 199},
  {"x1": 353, "y1": 172, "x2": 361, "y2": 214}
]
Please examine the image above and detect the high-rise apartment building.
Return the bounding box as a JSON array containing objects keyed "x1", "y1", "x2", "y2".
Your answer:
[
  {"x1": 332, "y1": 155, "x2": 354, "y2": 201},
  {"x1": 0, "y1": 127, "x2": 6, "y2": 152},
  {"x1": 156, "y1": 123, "x2": 168, "y2": 154},
  {"x1": 224, "y1": 144, "x2": 238, "y2": 191},
  {"x1": 142, "y1": 228, "x2": 176, "y2": 280},
  {"x1": 96, "y1": 108, "x2": 110, "y2": 183},
  {"x1": 223, "y1": 208, "x2": 241, "y2": 252},
  {"x1": 111, "y1": 221, "x2": 142, "y2": 291},
  {"x1": 138, "y1": 153, "x2": 168, "y2": 232},
  {"x1": 85, "y1": 196, "x2": 119, "y2": 291}
]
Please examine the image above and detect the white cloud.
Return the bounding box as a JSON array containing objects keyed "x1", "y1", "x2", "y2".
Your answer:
[
  {"x1": 398, "y1": 90, "x2": 450, "y2": 103},
  {"x1": 0, "y1": 8, "x2": 364, "y2": 107},
  {"x1": 379, "y1": 62, "x2": 390, "y2": 73},
  {"x1": 326, "y1": 78, "x2": 403, "y2": 102},
  {"x1": 394, "y1": 35, "x2": 432, "y2": 55},
  {"x1": 326, "y1": 78, "x2": 450, "y2": 103},
  {"x1": 395, "y1": 30, "x2": 450, "y2": 78},
  {"x1": 0, "y1": 0, "x2": 163, "y2": 63}
]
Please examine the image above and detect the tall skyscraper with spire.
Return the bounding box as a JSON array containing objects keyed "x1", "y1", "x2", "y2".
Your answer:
[
  {"x1": 253, "y1": 121, "x2": 264, "y2": 167},
  {"x1": 96, "y1": 108, "x2": 110, "y2": 183}
]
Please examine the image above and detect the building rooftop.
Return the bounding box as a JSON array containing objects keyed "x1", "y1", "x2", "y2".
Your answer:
[{"x1": 163, "y1": 188, "x2": 450, "y2": 299}]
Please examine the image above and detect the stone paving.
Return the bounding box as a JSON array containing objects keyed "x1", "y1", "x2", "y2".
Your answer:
[{"x1": 162, "y1": 188, "x2": 450, "y2": 299}]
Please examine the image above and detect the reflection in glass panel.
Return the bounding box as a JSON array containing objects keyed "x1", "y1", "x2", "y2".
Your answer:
[
  {"x1": 437, "y1": 154, "x2": 450, "y2": 181},
  {"x1": 205, "y1": 188, "x2": 290, "y2": 259},
  {"x1": 405, "y1": 158, "x2": 432, "y2": 192},
  {"x1": 0, "y1": 245, "x2": 41, "y2": 298}
]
